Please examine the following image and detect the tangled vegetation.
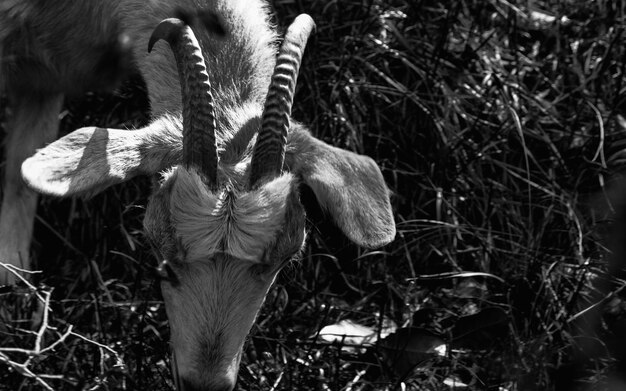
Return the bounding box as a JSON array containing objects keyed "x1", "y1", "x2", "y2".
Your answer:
[{"x1": 2, "y1": 0, "x2": 626, "y2": 390}]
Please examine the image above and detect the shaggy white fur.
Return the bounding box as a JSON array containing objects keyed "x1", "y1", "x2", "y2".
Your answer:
[{"x1": 168, "y1": 167, "x2": 295, "y2": 262}]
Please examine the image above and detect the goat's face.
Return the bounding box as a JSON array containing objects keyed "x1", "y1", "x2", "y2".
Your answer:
[
  {"x1": 144, "y1": 168, "x2": 306, "y2": 389},
  {"x1": 139, "y1": 17, "x2": 317, "y2": 388}
]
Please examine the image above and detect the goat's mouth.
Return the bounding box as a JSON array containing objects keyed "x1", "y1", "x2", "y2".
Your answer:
[{"x1": 171, "y1": 349, "x2": 241, "y2": 391}]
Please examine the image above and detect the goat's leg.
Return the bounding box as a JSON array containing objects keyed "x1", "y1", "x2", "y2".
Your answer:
[{"x1": 0, "y1": 93, "x2": 63, "y2": 284}]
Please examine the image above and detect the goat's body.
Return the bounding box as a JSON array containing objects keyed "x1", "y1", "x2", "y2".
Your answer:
[
  {"x1": 2, "y1": 0, "x2": 275, "y2": 104},
  {"x1": 0, "y1": 93, "x2": 62, "y2": 277},
  {"x1": 0, "y1": 0, "x2": 276, "y2": 281}
]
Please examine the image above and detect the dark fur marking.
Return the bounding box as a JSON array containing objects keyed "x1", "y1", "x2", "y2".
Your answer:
[{"x1": 174, "y1": 8, "x2": 227, "y2": 37}]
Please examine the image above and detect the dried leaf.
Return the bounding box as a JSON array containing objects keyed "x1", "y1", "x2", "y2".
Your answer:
[{"x1": 318, "y1": 320, "x2": 376, "y2": 346}]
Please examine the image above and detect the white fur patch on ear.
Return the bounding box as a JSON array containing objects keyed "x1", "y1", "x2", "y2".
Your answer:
[
  {"x1": 21, "y1": 116, "x2": 183, "y2": 197},
  {"x1": 21, "y1": 127, "x2": 143, "y2": 196},
  {"x1": 168, "y1": 168, "x2": 295, "y2": 262}
]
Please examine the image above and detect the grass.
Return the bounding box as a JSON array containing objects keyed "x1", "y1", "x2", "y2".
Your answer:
[{"x1": 2, "y1": 0, "x2": 626, "y2": 390}]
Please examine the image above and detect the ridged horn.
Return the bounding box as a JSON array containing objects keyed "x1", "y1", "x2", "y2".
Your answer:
[
  {"x1": 148, "y1": 18, "x2": 218, "y2": 185},
  {"x1": 249, "y1": 14, "x2": 315, "y2": 188}
]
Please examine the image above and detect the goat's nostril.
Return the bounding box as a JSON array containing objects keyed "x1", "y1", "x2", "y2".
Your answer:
[{"x1": 180, "y1": 377, "x2": 235, "y2": 391}]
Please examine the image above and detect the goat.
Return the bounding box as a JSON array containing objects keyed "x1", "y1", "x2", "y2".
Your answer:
[{"x1": 8, "y1": 1, "x2": 396, "y2": 389}]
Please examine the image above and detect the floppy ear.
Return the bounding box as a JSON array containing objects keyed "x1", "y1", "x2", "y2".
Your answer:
[
  {"x1": 21, "y1": 118, "x2": 182, "y2": 197},
  {"x1": 285, "y1": 125, "x2": 396, "y2": 249}
]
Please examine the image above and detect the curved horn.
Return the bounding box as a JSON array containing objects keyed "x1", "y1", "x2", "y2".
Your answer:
[
  {"x1": 249, "y1": 14, "x2": 315, "y2": 188},
  {"x1": 148, "y1": 18, "x2": 218, "y2": 185}
]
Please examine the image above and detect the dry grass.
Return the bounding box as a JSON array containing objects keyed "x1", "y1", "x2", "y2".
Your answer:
[{"x1": 2, "y1": 0, "x2": 626, "y2": 390}]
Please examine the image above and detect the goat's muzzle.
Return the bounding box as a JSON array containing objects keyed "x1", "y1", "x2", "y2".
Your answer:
[
  {"x1": 170, "y1": 340, "x2": 240, "y2": 391},
  {"x1": 180, "y1": 377, "x2": 235, "y2": 391}
]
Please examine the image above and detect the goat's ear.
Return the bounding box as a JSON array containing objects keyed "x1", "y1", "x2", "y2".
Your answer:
[
  {"x1": 286, "y1": 126, "x2": 396, "y2": 249},
  {"x1": 21, "y1": 120, "x2": 181, "y2": 197}
]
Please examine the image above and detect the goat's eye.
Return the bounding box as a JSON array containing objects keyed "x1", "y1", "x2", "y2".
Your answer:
[{"x1": 156, "y1": 260, "x2": 179, "y2": 286}]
